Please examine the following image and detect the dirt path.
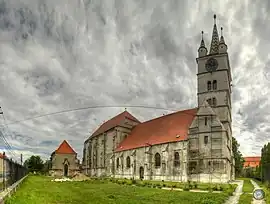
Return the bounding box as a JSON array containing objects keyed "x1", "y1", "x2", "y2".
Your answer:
[
  {"x1": 250, "y1": 180, "x2": 266, "y2": 204},
  {"x1": 224, "y1": 180, "x2": 243, "y2": 204}
]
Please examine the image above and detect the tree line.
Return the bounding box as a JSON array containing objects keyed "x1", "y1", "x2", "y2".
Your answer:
[
  {"x1": 243, "y1": 142, "x2": 270, "y2": 185},
  {"x1": 23, "y1": 155, "x2": 51, "y2": 174}
]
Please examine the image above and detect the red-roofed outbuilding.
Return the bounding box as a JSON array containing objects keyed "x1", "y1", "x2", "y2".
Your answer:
[{"x1": 244, "y1": 156, "x2": 261, "y2": 168}]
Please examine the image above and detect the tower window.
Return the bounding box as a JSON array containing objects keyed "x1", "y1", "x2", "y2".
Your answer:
[
  {"x1": 212, "y1": 97, "x2": 216, "y2": 106},
  {"x1": 213, "y1": 80, "x2": 217, "y2": 90},
  {"x1": 204, "y1": 136, "x2": 208, "y2": 145},
  {"x1": 207, "y1": 81, "x2": 211, "y2": 91},
  {"x1": 205, "y1": 117, "x2": 207, "y2": 126}
]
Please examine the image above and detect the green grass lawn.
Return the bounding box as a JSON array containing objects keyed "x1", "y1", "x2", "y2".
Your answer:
[
  {"x1": 238, "y1": 178, "x2": 254, "y2": 204},
  {"x1": 5, "y1": 175, "x2": 231, "y2": 204}
]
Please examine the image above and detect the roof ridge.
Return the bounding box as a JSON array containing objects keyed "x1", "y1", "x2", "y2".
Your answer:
[{"x1": 139, "y1": 107, "x2": 197, "y2": 125}]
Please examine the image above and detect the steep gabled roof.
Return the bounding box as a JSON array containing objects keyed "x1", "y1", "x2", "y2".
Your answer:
[
  {"x1": 55, "y1": 140, "x2": 76, "y2": 154},
  {"x1": 115, "y1": 108, "x2": 197, "y2": 152},
  {"x1": 91, "y1": 111, "x2": 140, "y2": 137}
]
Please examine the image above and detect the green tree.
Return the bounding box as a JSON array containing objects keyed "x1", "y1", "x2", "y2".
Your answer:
[
  {"x1": 42, "y1": 160, "x2": 51, "y2": 174},
  {"x1": 232, "y1": 137, "x2": 244, "y2": 177},
  {"x1": 260, "y1": 143, "x2": 270, "y2": 182},
  {"x1": 23, "y1": 155, "x2": 44, "y2": 173}
]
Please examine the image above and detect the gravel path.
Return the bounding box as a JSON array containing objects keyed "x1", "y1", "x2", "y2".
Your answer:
[
  {"x1": 250, "y1": 180, "x2": 266, "y2": 204},
  {"x1": 224, "y1": 180, "x2": 243, "y2": 204}
]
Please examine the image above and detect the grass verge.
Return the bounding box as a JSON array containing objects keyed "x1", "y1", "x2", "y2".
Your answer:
[
  {"x1": 5, "y1": 175, "x2": 231, "y2": 204},
  {"x1": 238, "y1": 178, "x2": 254, "y2": 204}
]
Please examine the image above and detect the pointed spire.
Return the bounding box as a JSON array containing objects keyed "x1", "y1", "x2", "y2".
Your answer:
[
  {"x1": 209, "y1": 14, "x2": 220, "y2": 55},
  {"x1": 200, "y1": 31, "x2": 206, "y2": 48},
  {"x1": 219, "y1": 27, "x2": 225, "y2": 44}
]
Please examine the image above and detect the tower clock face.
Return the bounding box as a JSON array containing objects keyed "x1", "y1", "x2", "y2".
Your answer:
[{"x1": 205, "y1": 58, "x2": 218, "y2": 72}]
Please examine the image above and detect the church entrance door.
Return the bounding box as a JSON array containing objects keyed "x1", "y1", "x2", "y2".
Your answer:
[
  {"x1": 139, "y1": 166, "x2": 144, "y2": 180},
  {"x1": 64, "y1": 164, "x2": 68, "y2": 177}
]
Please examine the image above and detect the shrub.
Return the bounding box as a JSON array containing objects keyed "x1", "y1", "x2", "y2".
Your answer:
[
  {"x1": 131, "y1": 178, "x2": 137, "y2": 185},
  {"x1": 193, "y1": 182, "x2": 198, "y2": 189},
  {"x1": 183, "y1": 184, "x2": 190, "y2": 191}
]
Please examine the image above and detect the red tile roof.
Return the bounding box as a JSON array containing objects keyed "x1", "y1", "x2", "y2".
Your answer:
[
  {"x1": 244, "y1": 156, "x2": 261, "y2": 168},
  {"x1": 91, "y1": 111, "x2": 140, "y2": 137},
  {"x1": 0, "y1": 153, "x2": 7, "y2": 159},
  {"x1": 55, "y1": 140, "x2": 76, "y2": 154},
  {"x1": 115, "y1": 108, "x2": 197, "y2": 152}
]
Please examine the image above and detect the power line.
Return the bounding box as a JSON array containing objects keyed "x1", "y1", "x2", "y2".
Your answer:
[
  {"x1": 6, "y1": 105, "x2": 179, "y2": 126},
  {"x1": 3, "y1": 104, "x2": 256, "y2": 136},
  {"x1": 0, "y1": 108, "x2": 19, "y2": 161}
]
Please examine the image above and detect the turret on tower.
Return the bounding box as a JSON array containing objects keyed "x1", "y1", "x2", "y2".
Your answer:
[
  {"x1": 219, "y1": 27, "x2": 228, "y2": 54},
  {"x1": 198, "y1": 31, "x2": 208, "y2": 57}
]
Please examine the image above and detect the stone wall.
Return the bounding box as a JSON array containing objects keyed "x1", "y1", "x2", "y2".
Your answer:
[
  {"x1": 113, "y1": 141, "x2": 189, "y2": 182},
  {"x1": 51, "y1": 153, "x2": 79, "y2": 177}
]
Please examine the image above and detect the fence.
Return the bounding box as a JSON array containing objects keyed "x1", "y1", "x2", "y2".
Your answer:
[{"x1": 0, "y1": 153, "x2": 27, "y2": 191}]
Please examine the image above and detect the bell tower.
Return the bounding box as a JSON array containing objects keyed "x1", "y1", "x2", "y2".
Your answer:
[{"x1": 196, "y1": 14, "x2": 234, "y2": 180}]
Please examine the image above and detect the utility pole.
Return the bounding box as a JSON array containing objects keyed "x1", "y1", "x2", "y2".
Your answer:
[
  {"x1": 3, "y1": 151, "x2": 5, "y2": 190},
  {"x1": 20, "y1": 154, "x2": 23, "y2": 166}
]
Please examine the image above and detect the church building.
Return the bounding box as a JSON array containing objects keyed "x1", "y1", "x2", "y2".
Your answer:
[
  {"x1": 50, "y1": 140, "x2": 80, "y2": 177},
  {"x1": 82, "y1": 15, "x2": 235, "y2": 183}
]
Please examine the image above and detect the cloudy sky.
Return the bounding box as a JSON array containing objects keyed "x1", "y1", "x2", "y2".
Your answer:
[{"x1": 0, "y1": 0, "x2": 269, "y2": 162}]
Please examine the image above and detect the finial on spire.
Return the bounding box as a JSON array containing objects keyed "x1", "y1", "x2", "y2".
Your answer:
[
  {"x1": 214, "y1": 14, "x2": 216, "y2": 23},
  {"x1": 221, "y1": 27, "x2": 223, "y2": 36},
  {"x1": 125, "y1": 108, "x2": 127, "y2": 111}
]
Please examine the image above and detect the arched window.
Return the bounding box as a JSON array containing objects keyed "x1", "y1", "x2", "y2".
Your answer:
[
  {"x1": 207, "y1": 98, "x2": 212, "y2": 106},
  {"x1": 213, "y1": 80, "x2": 217, "y2": 90},
  {"x1": 207, "y1": 81, "x2": 212, "y2": 91},
  {"x1": 205, "y1": 117, "x2": 207, "y2": 126},
  {"x1": 212, "y1": 97, "x2": 216, "y2": 106},
  {"x1": 116, "y1": 158, "x2": 120, "y2": 169},
  {"x1": 155, "y1": 153, "x2": 161, "y2": 168},
  {"x1": 174, "y1": 152, "x2": 180, "y2": 167},
  {"x1": 126, "y1": 156, "x2": 130, "y2": 168}
]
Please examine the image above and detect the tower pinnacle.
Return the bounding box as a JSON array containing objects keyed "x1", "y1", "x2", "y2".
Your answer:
[
  {"x1": 219, "y1": 27, "x2": 227, "y2": 53},
  {"x1": 219, "y1": 27, "x2": 225, "y2": 44},
  {"x1": 209, "y1": 14, "x2": 219, "y2": 55},
  {"x1": 198, "y1": 31, "x2": 207, "y2": 57}
]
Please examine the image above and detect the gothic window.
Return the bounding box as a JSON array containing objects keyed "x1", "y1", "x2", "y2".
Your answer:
[
  {"x1": 126, "y1": 156, "x2": 131, "y2": 168},
  {"x1": 212, "y1": 97, "x2": 217, "y2": 106},
  {"x1": 207, "y1": 98, "x2": 212, "y2": 106},
  {"x1": 205, "y1": 117, "x2": 207, "y2": 126},
  {"x1": 116, "y1": 158, "x2": 120, "y2": 169},
  {"x1": 174, "y1": 152, "x2": 180, "y2": 167},
  {"x1": 155, "y1": 153, "x2": 161, "y2": 168},
  {"x1": 204, "y1": 136, "x2": 208, "y2": 145},
  {"x1": 207, "y1": 81, "x2": 212, "y2": 91},
  {"x1": 213, "y1": 80, "x2": 217, "y2": 90}
]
